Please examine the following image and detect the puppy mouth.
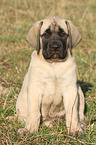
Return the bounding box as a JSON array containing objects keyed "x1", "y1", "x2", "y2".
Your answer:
[
  {"x1": 51, "y1": 51, "x2": 63, "y2": 59},
  {"x1": 52, "y1": 54, "x2": 58, "y2": 59},
  {"x1": 43, "y1": 50, "x2": 67, "y2": 62}
]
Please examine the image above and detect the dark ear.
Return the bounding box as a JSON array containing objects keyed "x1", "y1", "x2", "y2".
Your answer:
[
  {"x1": 67, "y1": 20, "x2": 82, "y2": 48},
  {"x1": 26, "y1": 21, "x2": 43, "y2": 54}
]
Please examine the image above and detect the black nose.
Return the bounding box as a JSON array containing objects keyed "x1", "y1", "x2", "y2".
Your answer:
[{"x1": 50, "y1": 42, "x2": 60, "y2": 50}]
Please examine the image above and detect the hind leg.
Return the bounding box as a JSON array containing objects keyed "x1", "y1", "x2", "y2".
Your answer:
[{"x1": 78, "y1": 86, "x2": 85, "y2": 122}]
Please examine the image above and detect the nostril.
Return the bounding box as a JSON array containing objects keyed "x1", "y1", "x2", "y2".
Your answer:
[{"x1": 51, "y1": 42, "x2": 60, "y2": 49}]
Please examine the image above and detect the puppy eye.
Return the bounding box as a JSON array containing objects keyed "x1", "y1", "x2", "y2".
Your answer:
[
  {"x1": 41, "y1": 29, "x2": 51, "y2": 39},
  {"x1": 42, "y1": 32, "x2": 51, "y2": 38},
  {"x1": 59, "y1": 32, "x2": 69, "y2": 39},
  {"x1": 58, "y1": 28, "x2": 68, "y2": 38},
  {"x1": 59, "y1": 32, "x2": 66, "y2": 37}
]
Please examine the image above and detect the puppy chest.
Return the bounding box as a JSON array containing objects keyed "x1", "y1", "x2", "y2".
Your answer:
[{"x1": 42, "y1": 78, "x2": 62, "y2": 105}]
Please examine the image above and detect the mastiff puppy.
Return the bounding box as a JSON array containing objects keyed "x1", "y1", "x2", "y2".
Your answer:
[{"x1": 16, "y1": 16, "x2": 85, "y2": 135}]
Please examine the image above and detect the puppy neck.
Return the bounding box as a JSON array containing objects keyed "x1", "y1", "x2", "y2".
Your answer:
[{"x1": 32, "y1": 49, "x2": 73, "y2": 64}]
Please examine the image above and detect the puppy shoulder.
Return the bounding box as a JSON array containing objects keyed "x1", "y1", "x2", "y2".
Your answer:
[
  {"x1": 31, "y1": 50, "x2": 38, "y2": 60},
  {"x1": 29, "y1": 50, "x2": 45, "y2": 71},
  {"x1": 30, "y1": 50, "x2": 41, "y2": 65}
]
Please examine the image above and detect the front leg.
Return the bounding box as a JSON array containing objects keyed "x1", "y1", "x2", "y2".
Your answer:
[
  {"x1": 63, "y1": 86, "x2": 81, "y2": 134},
  {"x1": 17, "y1": 83, "x2": 43, "y2": 135},
  {"x1": 25, "y1": 84, "x2": 42, "y2": 133}
]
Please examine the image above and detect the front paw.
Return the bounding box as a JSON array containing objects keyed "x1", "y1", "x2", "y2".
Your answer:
[
  {"x1": 17, "y1": 128, "x2": 27, "y2": 136},
  {"x1": 29, "y1": 124, "x2": 39, "y2": 133},
  {"x1": 68, "y1": 124, "x2": 85, "y2": 136},
  {"x1": 25, "y1": 115, "x2": 40, "y2": 133},
  {"x1": 17, "y1": 122, "x2": 39, "y2": 136},
  {"x1": 25, "y1": 121, "x2": 39, "y2": 133}
]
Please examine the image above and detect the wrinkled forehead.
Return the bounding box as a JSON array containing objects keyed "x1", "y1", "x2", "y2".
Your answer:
[{"x1": 41, "y1": 17, "x2": 68, "y2": 34}]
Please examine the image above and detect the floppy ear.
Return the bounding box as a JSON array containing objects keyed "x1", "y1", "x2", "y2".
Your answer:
[
  {"x1": 26, "y1": 21, "x2": 43, "y2": 54},
  {"x1": 67, "y1": 20, "x2": 81, "y2": 48}
]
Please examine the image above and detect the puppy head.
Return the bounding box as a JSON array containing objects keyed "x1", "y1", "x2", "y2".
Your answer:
[{"x1": 26, "y1": 16, "x2": 81, "y2": 62}]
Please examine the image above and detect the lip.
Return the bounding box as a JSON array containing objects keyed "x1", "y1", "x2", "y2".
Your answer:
[
  {"x1": 42, "y1": 48, "x2": 67, "y2": 60},
  {"x1": 52, "y1": 54, "x2": 58, "y2": 59}
]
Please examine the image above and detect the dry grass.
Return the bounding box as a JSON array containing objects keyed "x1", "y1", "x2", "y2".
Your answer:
[{"x1": 0, "y1": 0, "x2": 96, "y2": 144}]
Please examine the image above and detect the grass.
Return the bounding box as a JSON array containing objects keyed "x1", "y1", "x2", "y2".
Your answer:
[{"x1": 0, "y1": 0, "x2": 96, "y2": 144}]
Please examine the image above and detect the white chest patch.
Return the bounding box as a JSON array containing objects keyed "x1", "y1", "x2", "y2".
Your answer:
[{"x1": 42, "y1": 76, "x2": 62, "y2": 105}]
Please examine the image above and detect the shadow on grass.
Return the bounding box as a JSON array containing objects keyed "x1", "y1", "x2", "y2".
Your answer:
[
  {"x1": 78, "y1": 80, "x2": 93, "y2": 113},
  {"x1": 78, "y1": 80, "x2": 96, "y2": 123},
  {"x1": 78, "y1": 80, "x2": 93, "y2": 95}
]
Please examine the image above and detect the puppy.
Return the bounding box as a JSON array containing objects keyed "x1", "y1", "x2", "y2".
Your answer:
[{"x1": 16, "y1": 16, "x2": 85, "y2": 135}]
